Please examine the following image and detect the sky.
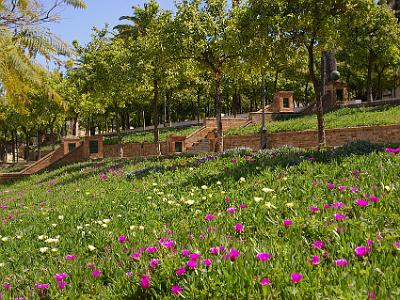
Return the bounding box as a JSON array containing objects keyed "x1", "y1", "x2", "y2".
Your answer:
[{"x1": 48, "y1": 0, "x2": 175, "y2": 45}]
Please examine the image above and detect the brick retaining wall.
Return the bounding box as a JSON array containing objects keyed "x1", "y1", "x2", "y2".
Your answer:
[
  {"x1": 104, "y1": 141, "x2": 170, "y2": 158},
  {"x1": 224, "y1": 125, "x2": 400, "y2": 150}
]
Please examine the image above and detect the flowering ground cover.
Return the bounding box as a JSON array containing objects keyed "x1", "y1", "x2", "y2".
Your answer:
[{"x1": 0, "y1": 143, "x2": 399, "y2": 299}]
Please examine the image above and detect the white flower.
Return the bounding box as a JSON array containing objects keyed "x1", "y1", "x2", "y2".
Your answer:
[
  {"x1": 147, "y1": 196, "x2": 152, "y2": 200},
  {"x1": 130, "y1": 225, "x2": 137, "y2": 230},
  {"x1": 264, "y1": 202, "x2": 277, "y2": 209},
  {"x1": 39, "y1": 247, "x2": 49, "y2": 253},
  {"x1": 45, "y1": 238, "x2": 59, "y2": 244},
  {"x1": 0, "y1": 263, "x2": 4, "y2": 267},
  {"x1": 58, "y1": 215, "x2": 64, "y2": 220},
  {"x1": 254, "y1": 197, "x2": 263, "y2": 203},
  {"x1": 117, "y1": 214, "x2": 122, "y2": 218},
  {"x1": 38, "y1": 235, "x2": 48, "y2": 240},
  {"x1": 262, "y1": 187, "x2": 275, "y2": 193},
  {"x1": 16, "y1": 235, "x2": 22, "y2": 240},
  {"x1": 77, "y1": 226, "x2": 83, "y2": 230},
  {"x1": 286, "y1": 202, "x2": 294, "y2": 208},
  {"x1": 51, "y1": 248, "x2": 58, "y2": 252},
  {"x1": 239, "y1": 177, "x2": 246, "y2": 182},
  {"x1": 102, "y1": 219, "x2": 111, "y2": 224},
  {"x1": 88, "y1": 245, "x2": 96, "y2": 251},
  {"x1": 189, "y1": 167, "x2": 194, "y2": 171},
  {"x1": 139, "y1": 226, "x2": 144, "y2": 231},
  {"x1": 202, "y1": 196, "x2": 206, "y2": 200},
  {"x1": 1, "y1": 237, "x2": 9, "y2": 242},
  {"x1": 185, "y1": 200, "x2": 195, "y2": 205},
  {"x1": 167, "y1": 200, "x2": 175, "y2": 205},
  {"x1": 102, "y1": 224, "x2": 108, "y2": 228},
  {"x1": 152, "y1": 182, "x2": 158, "y2": 186},
  {"x1": 201, "y1": 185, "x2": 208, "y2": 190},
  {"x1": 52, "y1": 224, "x2": 57, "y2": 227},
  {"x1": 216, "y1": 181, "x2": 222, "y2": 185}
]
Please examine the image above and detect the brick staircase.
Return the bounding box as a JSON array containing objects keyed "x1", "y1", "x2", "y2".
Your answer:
[{"x1": 186, "y1": 138, "x2": 210, "y2": 154}]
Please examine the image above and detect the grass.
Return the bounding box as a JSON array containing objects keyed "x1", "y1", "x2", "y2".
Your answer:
[
  {"x1": 0, "y1": 143, "x2": 399, "y2": 299},
  {"x1": 104, "y1": 126, "x2": 201, "y2": 145},
  {"x1": 0, "y1": 163, "x2": 31, "y2": 173},
  {"x1": 226, "y1": 105, "x2": 400, "y2": 136}
]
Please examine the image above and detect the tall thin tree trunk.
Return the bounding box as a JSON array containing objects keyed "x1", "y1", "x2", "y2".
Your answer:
[
  {"x1": 197, "y1": 88, "x2": 201, "y2": 125},
  {"x1": 260, "y1": 67, "x2": 267, "y2": 149},
  {"x1": 115, "y1": 109, "x2": 124, "y2": 158},
  {"x1": 215, "y1": 68, "x2": 223, "y2": 152},
  {"x1": 11, "y1": 131, "x2": 15, "y2": 163},
  {"x1": 163, "y1": 92, "x2": 167, "y2": 128},
  {"x1": 153, "y1": 79, "x2": 161, "y2": 155},
  {"x1": 37, "y1": 130, "x2": 41, "y2": 161},
  {"x1": 367, "y1": 51, "x2": 374, "y2": 103},
  {"x1": 25, "y1": 133, "x2": 30, "y2": 162},
  {"x1": 317, "y1": 51, "x2": 327, "y2": 150}
]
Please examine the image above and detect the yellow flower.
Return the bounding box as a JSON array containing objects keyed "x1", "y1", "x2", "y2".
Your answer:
[
  {"x1": 39, "y1": 247, "x2": 49, "y2": 253},
  {"x1": 262, "y1": 188, "x2": 274, "y2": 193},
  {"x1": 88, "y1": 245, "x2": 96, "y2": 251},
  {"x1": 264, "y1": 202, "x2": 277, "y2": 209},
  {"x1": 286, "y1": 202, "x2": 294, "y2": 208}
]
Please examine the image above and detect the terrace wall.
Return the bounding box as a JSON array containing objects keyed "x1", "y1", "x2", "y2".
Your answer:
[
  {"x1": 223, "y1": 124, "x2": 400, "y2": 150},
  {"x1": 103, "y1": 141, "x2": 170, "y2": 158}
]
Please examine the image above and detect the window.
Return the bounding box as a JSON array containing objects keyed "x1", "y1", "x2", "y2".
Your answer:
[
  {"x1": 283, "y1": 98, "x2": 290, "y2": 108},
  {"x1": 89, "y1": 140, "x2": 99, "y2": 154},
  {"x1": 68, "y1": 143, "x2": 76, "y2": 153},
  {"x1": 336, "y1": 89, "x2": 344, "y2": 101},
  {"x1": 175, "y1": 141, "x2": 183, "y2": 153}
]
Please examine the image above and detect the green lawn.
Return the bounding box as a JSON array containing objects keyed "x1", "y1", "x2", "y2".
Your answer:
[
  {"x1": 226, "y1": 105, "x2": 400, "y2": 136},
  {"x1": 104, "y1": 126, "x2": 201, "y2": 144},
  {"x1": 0, "y1": 143, "x2": 400, "y2": 299}
]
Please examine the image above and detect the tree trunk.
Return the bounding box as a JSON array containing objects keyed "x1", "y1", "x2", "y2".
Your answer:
[
  {"x1": 307, "y1": 42, "x2": 325, "y2": 149},
  {"x1": 153, "y1": 79, "x2": 161, "y2": 155},
  {"x1": 214, "y1": 68, "x2": 223, "y2": 152},
  {"x1": 37, "y1": 130, "x2": 41, "y2": 160},
  {"x1": 197, "y1": 88, "x2": 201, "y2": 125},
  {"x1": 163, "y1": 92, "x2": 167, "y2": 128},
  {"x1": 25, "y1": 133, "x2": 30, "y2": 162},
  {"x1": 260, "y1": 67, "x2": 267, "y2": 149},
  {"x1": 367, "y1": 51, "x2": 374, "y2": 103},
  {"x1": 115, "y1": 109, "x2": 124, "y2": 158},
  {"x1": 11, "y1": 130, "x2": 15, "y2": 163},
  {"x1": 317, "y1": 51, "x2": 327, "y2": 150}
]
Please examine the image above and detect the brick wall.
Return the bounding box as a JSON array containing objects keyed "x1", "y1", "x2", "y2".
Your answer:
[
  {"x1": 224, "y1": 125, "x2": 400, "y2": 150},
  {"x1": 205, "y1": 117, "x2": 250, "y2": 130},
  {"x1": 21, "y1": 147, "x2": 65, "y2": 175},
  {"x1": 103, "y1": 141, "x2": 170, "y2": 158}
]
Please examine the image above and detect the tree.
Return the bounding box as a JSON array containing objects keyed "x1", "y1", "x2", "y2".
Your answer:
[{"x1": 175, "y1": 0, "x2": 242, "y2": 152}]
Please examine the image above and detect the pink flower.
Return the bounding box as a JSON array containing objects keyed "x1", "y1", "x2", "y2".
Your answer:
[
  {"x1": 335, "y1": 259, "x2": 348, "y2": 267},
  {"x1": 334, "y1": 213, "x2": 347, "y2": 220},
  {"x1": 181, "y1": 249, "x2": 190, "y2": 256},
  {"x1": 225, "y1": 197, "x2": 230, "y2": 203},
  {"x1": 326, "y1": 183, "x2": 335, "y2": 189},
  {"x1": 171, "y1": 285, "x2": 183, "y2": 295},
  {"x1": 354, "y1": 245, "x2": 370, "y2": 257},
  {"x1": 225, "y1": 248, "x2": 240, "y2": 261},
  {"x1": 291, "y1": 273, "x2": 303, "y2": 283},
  {"x1": 323, "y1": 204, "x2": 330, "y2": 209},
  {"x1": 65, "y1": 255, "x2": 76, "y2": 260},
  {"x1": 312, "y1": 241, "x2": 325, "y2": 249},
  {"x1": 202, "y1": 259, "x2": 212, "y2": 267},
  {"x1": 149, "y1": 258, "x2": 159, "y2": 269},
  {"x1": 331, "y1": 202, "x2": 345, "y2": 209},
  {"x1": 145, "y1": 246, "x2": 157, "y2": 254},
  {"x1": 227, "y1": 207, "x2": 236, "y2": 214},
  {"x1": 126, "y1": 271, "x2": 133, "y2": 277},
  {"x1": 176, "y1": 267, "x2": 186, "y2": 276},
  {"x1": 369, "y1": 196, "x2": 380, "y2": 202},
  {"x1": 239, "y1": 203, "x2": 247, "y2": 209},
  {"x1": 234, "y1": 223, "x2": 244, "y2": 233},
  {"x1": 283, "y1": 219, "x2": 293, "y2": 227},
  {"x1": 34, "y1": 283, "x2": 49, "y2": 289},
  {"x1": 210, "y1": 247, "x2": 218, "y2": 254},
  {"x1": 189, "y1": 253, "x2": 201, "y2": 261},
  {"x1": 87, "y1": 263, "x2": 96, "y2": 269},
  {"x1": 2, "y1": 283, "x2": 10, "y2": 290},
  {"x1": 160, "y1": 239, "x2": 174, "y2": 249},
  {"x1": 352, "y1": 169, "x2": 360, "y2": 175},
  {"x1": 54, "y1": 273, "x2": 68, "y2": 281},
  {"x1": 260, "y1": 278, "x2": 271, "y2": 286},
  {"x1": 91, "y1": 269, "x2": 102, "y2": 278},
  {"x1": 130, "y1": 252, "x2": 141, "y2": 261},
  {"x1": 355, "y1": 199, "x2": 368, "y2": 207},
  {"x1": 187, "y1": 260, "x2": 197, "y2": 269},
  {"x1": 338, "y1": 185, "x2": 347, "y2": 191},
  {"x1": 309, "y1": 206, "x2": 319, "y2": 213},
  {"x1": 350, "y1": 187, "x2": 359, "y2": 192},
  {"x1": 118, "y1": 235, "x2": 127, "y2": 243},
  {"x1": 367, "y1": 239, "x2": 373, "y2": 247},
  {"x1": 204, "y1": 214, "x2": 216, "y2": 221},
  {"x1": 140, "y1": 275, "x2": 150, "y2": 289},
  {"x1": 310, "y1": 255, "x2": 320, "y2": 265},
  {"x1": 395, "y1": 241, "x2": 400, "y2": 249},
  {"x1": 57, "y1": 281, "x2": 67, "y2": 289},
  {"x1": 367, "y1": 291, "x2": 376, "y2": 300},
  {"x1": 256, "y1": 252, "x2": 272, "y2": 262},
  {"x1": 218, "y1": 245, "x2": 225, "y2": 252}
]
